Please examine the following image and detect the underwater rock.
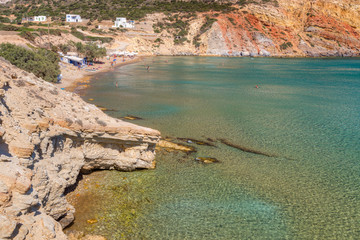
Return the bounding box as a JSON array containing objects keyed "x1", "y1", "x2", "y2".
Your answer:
[
  {"x1": 219, "y1": 139, "x2": 277, "y2": 158},
  {"x1": 121, "y1": 115, "x2": 143, "y2": 120},
  {"x1": 86, "y1": 219, "x2": 98, "y2": 224},
  {"x1": 98, "y1": 107, "x2": 107, "y2": 111},
  {"x1": 96, "y1": 105, "x2": 117, "y2": 112},
  {"x1": 195, "y1": 157, "x2": 220, "y2": 164},
  {"x1": 67, "y1": 231, "x2": 106, "y2": 240},
  {"x1": 177, "y1": 138, "x2": 216, "y2": 147},
  {"x1": 156, "y1": 140, "x2": 196, "y2": 153}
]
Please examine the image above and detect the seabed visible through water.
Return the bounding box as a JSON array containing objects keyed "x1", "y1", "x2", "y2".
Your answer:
[{"x1": 66, "y1": 57, "x2": 360, "y2": 239}]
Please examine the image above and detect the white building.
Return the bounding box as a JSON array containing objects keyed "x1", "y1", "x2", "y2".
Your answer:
[
  {"x1": 66, "y1": 14, "x2": 82, "y2": 23},
  {"x1": 113, "y1": 17, "x2": 134, "y2": 28},
  {"x1": 34, "y1": 16, "x2": 47, "y2": 22}
]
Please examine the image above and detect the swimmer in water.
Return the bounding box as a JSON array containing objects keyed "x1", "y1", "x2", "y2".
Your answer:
[
  {"x1": 147, "y1": 66, "x2": 150, "y2": 71},
  {"x1": 116, "y1": 82, "x2": 118, "y2": 88},
  {"x1": 255, "y1": 85, "x2": 259, "y2": 89}
]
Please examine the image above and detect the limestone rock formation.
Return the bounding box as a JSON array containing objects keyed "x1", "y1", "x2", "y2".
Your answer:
[
  {"x1": 0, "y1": 156, "x2": 67, "y2": 240},
  {"x1": 0, "y1": 57, "x2": 160, "y2": 239}
]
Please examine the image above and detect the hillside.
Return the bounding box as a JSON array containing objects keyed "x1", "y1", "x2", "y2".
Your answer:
[{"x1": 1, "y1": 0, "x2": 360, "y2": 57}]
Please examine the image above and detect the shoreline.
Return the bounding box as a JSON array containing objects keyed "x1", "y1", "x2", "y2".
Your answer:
[
  {"x1": 57, "y1": 54, "x2": 360, "y2": 95},
  {"x1": 56, "y1": 56, "x2": 144, "y2": 92},
  {"x1": 153, "y1": 54, "x2": 360, "y2": 59}
]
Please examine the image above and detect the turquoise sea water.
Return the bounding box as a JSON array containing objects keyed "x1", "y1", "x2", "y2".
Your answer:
[{"x1": 68, "y1": 57, "x2": 360, "y2": 239}]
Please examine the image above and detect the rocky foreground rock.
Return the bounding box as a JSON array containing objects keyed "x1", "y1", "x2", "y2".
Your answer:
[{"x1": 0, "y1": 57, "x2": 160, "y2": 239}]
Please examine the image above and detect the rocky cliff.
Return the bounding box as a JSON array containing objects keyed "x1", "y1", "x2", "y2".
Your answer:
[
  {"x1": 1, "y1": 1, "x2": 359, "y2": 57},
  {"x1": 0, "y1": 57, "x2": 160, "y2": 239},
  {"x1": 125, "y1": 0, "x2": 360, "y2": 57}
]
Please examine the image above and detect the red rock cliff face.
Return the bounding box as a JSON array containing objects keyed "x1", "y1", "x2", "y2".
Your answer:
[{"x1": 200, "y1": 0, "x2": 360, "y2": 56}]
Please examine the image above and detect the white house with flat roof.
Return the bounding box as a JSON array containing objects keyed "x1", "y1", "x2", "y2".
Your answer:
[
  {"x1": 113, "y1": 17, "x2": 134, "y2": 28},
  {"x1": 66, "y1": 14, "x2": 82, "y2": 22},
  {"x1": 34, "y1": 16, "x2": 46, "y2": 22}
]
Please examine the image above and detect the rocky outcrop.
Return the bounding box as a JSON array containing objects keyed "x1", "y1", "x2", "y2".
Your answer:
[
  {"x1": 1, "y1": 1, "x2": 359, "y2": 57},
  {"x1": 0, "y1": 57, "x2": 160, "y2": 239},
  {"x1": 211, "y1": 0, "x2": 360, "y2": 57},
  {"x1": 0, "y1": 156, "x2": 67, "y2": 240},
  {"x1": 125, "y1": 0, "x2": 360, "y2": 57}
]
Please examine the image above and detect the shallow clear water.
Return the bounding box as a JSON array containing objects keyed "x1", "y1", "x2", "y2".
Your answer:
[{"x1": 68, "y1": 57, "x2": 360, "y2": 239}]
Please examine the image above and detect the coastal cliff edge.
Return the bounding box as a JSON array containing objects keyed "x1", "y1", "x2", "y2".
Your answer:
[{"x1": 0, "y1": 57, "x2": 161, "y2": 239}]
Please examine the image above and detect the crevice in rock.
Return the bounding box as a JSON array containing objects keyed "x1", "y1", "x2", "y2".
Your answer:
[
  {"x1": 0, "y1": 98, "x2": 11, "y2": 114},
  {"x1": 0, "y1": 140, "x2": 11, "y2": 157},
  {"x1": 64, "y1": 173, "x2": 84, "y2": 196},
  {"x1": 9, "y1": 223, "x2": 22, "y2": 239}
]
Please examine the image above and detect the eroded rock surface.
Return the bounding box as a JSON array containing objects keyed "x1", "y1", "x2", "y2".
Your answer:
[
  {"x1": 0, "y1": 57, "x2": 160, "y2": 239},
  {"x1": 127, "y1": 0, "x2": 360, "y2": 57},
  {"x1": 0, "y1": 156, "x2": 67, "y2": 240}
]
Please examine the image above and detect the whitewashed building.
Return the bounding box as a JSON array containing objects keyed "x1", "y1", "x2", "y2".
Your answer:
[
  {"x1": 34, "y1": 16, "x2": 47, "y2": 22},
  {"x1": 113, "y1": 17, "x2": 134, "y2": 28},
  {"x1": 66, "y1": 14, "x2": 82, "y2": 23}
]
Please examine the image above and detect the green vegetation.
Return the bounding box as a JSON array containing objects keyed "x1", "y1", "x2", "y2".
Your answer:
[
  {"x1": 193, "y1": 16, "x2": 217, "y2": 48},
  {"x1": 280, "y1": 42, "x2": 293, "y2": 50},
  {"x1": 153, "y1": 13, "x2": 197, "y2": 45},
  {"x1": 154, "y1": 38, "x2": 163, "y2": 44},
  {"x1": 74, "y1": 42, "x2": 106, "y2": 61},
  {"x1": 71, "y1": 28, "x2": 113, "y2": 43},
  {"x1": 0, "y1": 23, "x2": 35, "y2": 32},
  {"x1": 57, "y1": 43, "x2": 70, "y2": 54},
  {"x1": 0, "y1": 23, "x2": 20, "y2": 31},
  {"x1": 0, "y1": 43, "x2": 60, "y2": 82},
  {"x1": 0, "y1": 16, "x2": 11, "y2": 23},
  {"x1": 0, "y1": 23, "x2": 65, "y2": 42},
  {"x1": 1, "y1": 0, "x2": 234, "y2": 21},
  {"x1": 19, "y1": 31, "x2": 35, "y2": 41},
  {"x1": 228, "y1": 17, "x2": 236, "y2": 26},
  {"x1": 237, "y1": 0, "x2": 279, "y2": 7}
]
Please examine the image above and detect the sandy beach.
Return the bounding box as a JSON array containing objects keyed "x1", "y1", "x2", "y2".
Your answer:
[{"x1": 56, "y1": 55, "x2": 143, "y2": 91}]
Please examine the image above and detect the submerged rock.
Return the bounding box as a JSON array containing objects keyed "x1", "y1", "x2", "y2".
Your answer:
[
  {"x1": 156, "y1": 140, "x2": 196, "y2": 154},
  {"x1": 67, "y1": 231, "x2": 106, "y2": 240},
  {"x1": 195, "y1": 157, "x2": 220, "y2": 164},
  {"x1": 95, "y1": 105, "x2": 117, "y2": 112},
  {"x1": 177, "y1": 137, "x2": 216, "y2": 147},
  {"x1": 86, "y1": 219, "x2": 98, "y2": 224},
  {"x1": 219, "y1": 139, "x2": 277, "y2": 158},
  {"x1": 121, "y1": 115, "x2": 143, "y2": 120}
]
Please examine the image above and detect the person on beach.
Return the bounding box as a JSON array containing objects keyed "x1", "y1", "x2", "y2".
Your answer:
[{"x1": 57, "y1": 73, "x2": 62, "y2": 83}]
